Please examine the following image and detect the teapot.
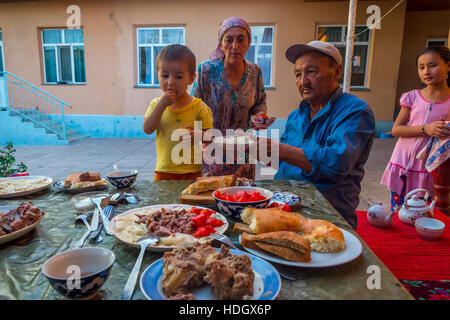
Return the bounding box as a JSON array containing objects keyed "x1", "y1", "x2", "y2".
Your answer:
[
  {"x1": 398, "y1": 188, "x2": 435, "y2": 225},
  {"x1": 367, "y1": 202, "x2": 393, "y2": 228}
]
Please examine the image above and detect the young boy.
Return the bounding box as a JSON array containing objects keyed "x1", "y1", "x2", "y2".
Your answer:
[{"x1": 143, "y1": 44, "x2": 213, "y2": 181}]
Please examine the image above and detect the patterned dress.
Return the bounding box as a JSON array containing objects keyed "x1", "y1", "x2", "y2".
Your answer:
[{"x1": 192, "y1": 59, "x2": 267, "y2": 178}]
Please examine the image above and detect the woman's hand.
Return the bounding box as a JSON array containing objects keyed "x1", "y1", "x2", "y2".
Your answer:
[
  {"x1": 250, "y1": 111, "x2": 275, "y2": 130},
  {"x1": 424, "y1": 118, "x2": 450, "y2": 139}
]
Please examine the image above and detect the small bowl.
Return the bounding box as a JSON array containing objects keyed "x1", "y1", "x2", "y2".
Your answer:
[
  {"x1": 42, "y1": 247, "x2": 115, "y2": 299},
  {"x1": 106, "y1": 170, "x2": 138, "y2": 188},
  {"x1": 212, "y1": 186, "x2": 273, "y2": 220},
  {"x1": 415, "y1": 218, "x2": 445, "y2": 241},
  {"x1": 70, "y1": 191, "x2": 110, "y2": 212}
]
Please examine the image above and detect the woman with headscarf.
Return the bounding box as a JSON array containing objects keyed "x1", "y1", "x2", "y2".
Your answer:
[{"x1": 192, "y1": 17, "x2": 270, "y2": 179}]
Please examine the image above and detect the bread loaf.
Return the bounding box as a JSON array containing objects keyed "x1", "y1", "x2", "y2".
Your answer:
[
  {"x1": 63, "y1": 173, "x2": 81, "y2": 188},
  {"x1": 79, "y1": 172, "x2": 101, "y2": 182},
  {"x1": 182, "y1": 175, "x2": 236, "y2": 195},
  {"x1": 241, "y1": 231, "x2": 311, "y2": 262},
  {"x1": 240, "y1": 207, "x2": 303, "y2": 234},
  {"x1": 300, "y1": 219, "x2": 346, "y2": 253}
]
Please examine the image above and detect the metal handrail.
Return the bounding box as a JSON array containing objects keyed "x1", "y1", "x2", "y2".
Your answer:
[
  {"x1": 1, "y1": 71, "x2": 72, "y2": 109},
  {"x1": 0, "y1": 70, "x2": 72, "y2": 140}
]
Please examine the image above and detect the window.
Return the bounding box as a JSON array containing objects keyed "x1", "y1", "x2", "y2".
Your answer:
[
  {"x1": 245, "y1": 26, "x2": 274, "y2": 87},
  {"x1": 426, "y1": 38, "x2": 448, "y2": 47},
  {"x1": 137, "y1": 27, "x2": 185, "y2": 86},
  {"x1": 316, "y1": 25, "x2": 371, "y2": 88},
  {"x1": 0, "y1": 31, "x2": 4, "y2": 72},
  {"x1": 41, "y1": 29, "x2": 86, "y2": 84}
]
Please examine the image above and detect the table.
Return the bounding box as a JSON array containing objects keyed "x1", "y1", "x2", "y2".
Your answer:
[{"x1": 0, "y1": 180, "x2": 414, "y2": 300}]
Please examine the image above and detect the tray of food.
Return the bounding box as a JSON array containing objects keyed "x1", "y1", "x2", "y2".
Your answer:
[
  {"x1": 140, "y1": 243, "x2": 281, "y2": 300},
  {"x1": 51, "y1": 172, "x2": 108, "y2": 193},
  {"x1": 180, "y1": 175, "x2": 237, "y2": 205},
  {"x1": 233, "y1": 207, "x2": 362, "y2": 268},
  {"x1": 0, "y1": 176, "x2": 53, "y2": 199},
  {"x1": 107, "y1": 204, "x2": 229, "y2": 252},
  {"x1": 0, "y1": 202, "x2": 45, "y2": 245}
]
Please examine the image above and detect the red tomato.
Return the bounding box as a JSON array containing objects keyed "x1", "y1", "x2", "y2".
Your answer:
[
  {"x1": 281, "y1": 204, "x2": 291, "y2": 212},
  {"x1": 191, "y1": 213, "x2": 207, "y2": 227},
  {"x1": 193, "y1": 226, "x2": 211, "y2": 238}
]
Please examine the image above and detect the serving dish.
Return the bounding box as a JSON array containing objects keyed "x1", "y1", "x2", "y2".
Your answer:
[
  {"x1": 140, "y1": 248, "x2": 281, "y2": 300},
  {"x1": 239, "y1": 228, "x2": 362, "y2": 268},
  {"x1": 108, "y1": 204, "x2": 229, "y2": 252},
  {"x1": 0, "y1": 206, "x2": 43, "y2": 245},
  {"x1": 0, "y1": 176, "x2": 53, "y2": 199},
  {"x1": 51, "y1": 180, "x2": 108, "y2": 194}
]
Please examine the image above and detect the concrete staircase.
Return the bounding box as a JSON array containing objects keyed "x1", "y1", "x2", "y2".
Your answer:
[{"x1": 0, "y1": 109, "x2": 88, "y2": 145}]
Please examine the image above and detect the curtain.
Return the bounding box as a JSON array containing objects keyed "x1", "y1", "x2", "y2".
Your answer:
[
  {"x1": 43, "y1": 30, "x2": 62, "y2": 44},
  {"x1": 44, "y1": 47, "x2": 57, "y2": 82},
  {"x1": 73, "y1": 46, "x2": 86, "y2": 82},
  {"x1": 64, "y1": 29, "x2": 84, "y2": 43}
]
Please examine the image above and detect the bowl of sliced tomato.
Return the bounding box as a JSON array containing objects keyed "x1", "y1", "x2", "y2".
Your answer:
[{"x1": 212, "y1": 186, "x2": 273, "y2": 220}]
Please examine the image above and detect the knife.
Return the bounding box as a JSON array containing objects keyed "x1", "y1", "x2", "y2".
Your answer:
[{"x1": 91, "y1": 207, "x2": 99, "y2": 231}]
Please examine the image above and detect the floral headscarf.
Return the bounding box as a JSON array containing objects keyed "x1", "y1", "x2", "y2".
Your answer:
[{"x1": 209, "y1": 17, "x2": 251, "y2": 60}]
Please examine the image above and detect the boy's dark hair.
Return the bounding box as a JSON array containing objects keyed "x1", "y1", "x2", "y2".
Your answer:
[
  {"x1": 156, "y1": 44, "x2": 196, "y2": 75},
  {"x1": 416, "y1": 45, "x2": 450, "y2": 86}
]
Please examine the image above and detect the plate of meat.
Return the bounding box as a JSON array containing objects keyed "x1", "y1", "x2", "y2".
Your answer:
[
  {"x1": 107, "y1": 204, "x2": 229, "y2": 252},
  {"x1": 140, "y1": 243, "x2": 281, "y2": 300},
  {"x1": 0, "y1": 202, "x2": 45, "y2": 245}
]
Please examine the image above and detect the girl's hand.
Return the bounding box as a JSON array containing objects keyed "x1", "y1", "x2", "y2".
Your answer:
[
  {"x1": 160, "y1": 90, "x2": 176, "y2": 107},
  {"x1": 424, "y1": 118, "x2": 450, "y2": 139}
]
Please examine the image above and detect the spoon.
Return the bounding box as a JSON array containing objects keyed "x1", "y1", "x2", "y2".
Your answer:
[{"x1": 121, "y1": 234, "x2": 160, "y2": 300}]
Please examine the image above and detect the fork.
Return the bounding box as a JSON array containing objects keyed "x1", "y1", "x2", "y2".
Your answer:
[
  {"x1": 121, "y1": 234, "x2": 160, "y2": 300},
  {"x1": 91, "y1": 197, "x2": 113, "y2": 235},
  {"x1": 208, "y1": 233, "x2": 297, "y2": 281},
  {"x1": 89, "y1": 205, "x2": 116, "y2": 242}
]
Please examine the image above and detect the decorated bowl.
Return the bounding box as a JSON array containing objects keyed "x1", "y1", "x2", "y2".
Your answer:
[
  {"x1": 212, "y1": 186, "x2": 273, "y2": 220},
  {"x1": 42, "y1": 247, "x2": 115, "y2": 299},
  {"x1": 106, "y1": 170, "x2": 138, "y2": 188}
]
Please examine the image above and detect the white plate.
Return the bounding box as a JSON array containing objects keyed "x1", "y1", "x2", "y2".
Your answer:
[
  {"x1": 239, "y1": 228, "x2": 363, "y2": 268},
  {"x1": 0, "y1": 206, "x2": 42, "y2": 245},
  {"x1": 51, "y1": 180, "x2": 108, "y2": 194},
  {"x1": 140, "y1": 248, "x2": 281, "y2": 300},
  {"x1": 108, "y1": 204, "x2": 229, "y2": 252},
  {"x1": 0, "y1": 176, "x2": 53, "y2": 199}
]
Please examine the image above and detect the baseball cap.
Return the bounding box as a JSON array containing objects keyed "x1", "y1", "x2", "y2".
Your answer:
[{"x1": 285, "y1": 41, "x2": 342, "y2": 66}]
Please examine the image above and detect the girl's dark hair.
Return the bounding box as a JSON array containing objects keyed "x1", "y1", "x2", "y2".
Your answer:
[
  {"x1": 416, "y1": 45, "x2": 450, "y2": 86},
  {"x1": 156, "y1": 44, "x2": 196, "y2": 75}
]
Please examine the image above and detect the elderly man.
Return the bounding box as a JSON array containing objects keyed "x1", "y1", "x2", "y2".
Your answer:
[{"x1": 269, "y1": 41, "x2": 375, "y2": 229}]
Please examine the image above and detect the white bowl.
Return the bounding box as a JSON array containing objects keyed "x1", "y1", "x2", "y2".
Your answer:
[{"x1": 415, "y1": 218, "x2": 445, "y2": 241}]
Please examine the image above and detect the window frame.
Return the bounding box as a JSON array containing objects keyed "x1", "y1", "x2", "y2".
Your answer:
[
  {"x1": 136, "y1": 26, "x2": 186, "y2": 88},
  {"x1": 246, "y1": 25, "x2": 275, "y2": 88},
  {"x1": 316, "y1": 24, "x2": 371, "y2": 89},
  {"x1": 0, "y1": 30, "x2": 4, "y2": 72},
  {"x1": 426, "y1": 38, "x2": 448, "y2": 47},
  {"x1": 41, "y1": 28, "x2": 86, "y2": 85}
]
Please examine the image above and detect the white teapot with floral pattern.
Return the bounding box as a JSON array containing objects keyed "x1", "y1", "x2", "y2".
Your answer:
[
  {"x1": 367, "y1": 202, "x2": 393, "y2": 228},
  {"x1": 398, "y1": 189, "x2": 435, "y2": 225}
]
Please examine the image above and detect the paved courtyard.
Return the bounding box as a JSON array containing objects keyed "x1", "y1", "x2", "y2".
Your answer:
[{"x1": 13, "y1": 137, "x2": 397, "y2": 211}]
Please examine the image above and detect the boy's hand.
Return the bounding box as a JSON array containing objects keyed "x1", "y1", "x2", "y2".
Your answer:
[
  {"x1": 160, "y1": 90, "x2": 176, "y2": 107},
  {"x1": 424, "y1": 118, "x2": 450, "y2": 139}
]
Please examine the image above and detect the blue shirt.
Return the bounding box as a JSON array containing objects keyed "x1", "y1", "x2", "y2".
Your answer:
[{"x1": 275, "y1": 88, "x2": 375, "y2": 229}]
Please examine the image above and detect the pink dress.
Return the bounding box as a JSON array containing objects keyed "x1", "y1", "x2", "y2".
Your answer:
[{"x1": 381, "y1": 90, "x2": 450, "y2": 196}]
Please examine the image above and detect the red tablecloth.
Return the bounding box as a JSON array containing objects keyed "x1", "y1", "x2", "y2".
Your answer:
[{"x1": 356, "y1": 208, "x2": 450, "y2": 281}]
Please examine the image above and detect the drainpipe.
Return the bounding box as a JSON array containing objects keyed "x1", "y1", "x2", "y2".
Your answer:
[{"x1": 343, "y1": 0, "x2": 357, "y2": 93}]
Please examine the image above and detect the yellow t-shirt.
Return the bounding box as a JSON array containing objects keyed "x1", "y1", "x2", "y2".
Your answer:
[{"x1": 144, "y1": 97, "x2": 213, "y2": 174}]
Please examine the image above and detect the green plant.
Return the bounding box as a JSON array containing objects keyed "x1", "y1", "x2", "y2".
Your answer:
[{"x1": 0, "y1": 142, "x2": 28, "y2": 177}]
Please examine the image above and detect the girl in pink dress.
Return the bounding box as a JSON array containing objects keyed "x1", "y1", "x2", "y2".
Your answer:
[{"x1": 381, "y1": 45, "x2": 450, "y2": 212}]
